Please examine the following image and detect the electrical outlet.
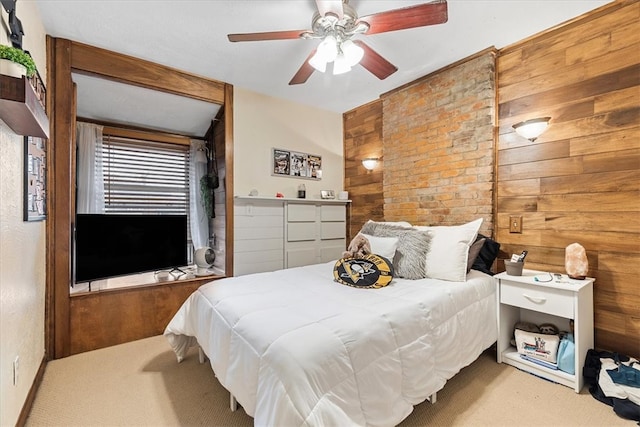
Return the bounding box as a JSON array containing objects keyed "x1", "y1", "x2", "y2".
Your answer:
[
  {"x1": 13, "y1": 356, "x2": 19, "y2": 386},
  {"x1": 509, "y1": 216, "x2": 523, "y2": 233}
]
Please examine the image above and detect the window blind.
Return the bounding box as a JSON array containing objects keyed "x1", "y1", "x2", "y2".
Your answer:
[{"x1": 101, "y1": 135, "x2": 189, "y2": 215}]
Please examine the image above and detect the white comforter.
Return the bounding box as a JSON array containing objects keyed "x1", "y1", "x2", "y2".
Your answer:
[{"x1": 164, "y1": 262, "x2": 497, "y2": 427}]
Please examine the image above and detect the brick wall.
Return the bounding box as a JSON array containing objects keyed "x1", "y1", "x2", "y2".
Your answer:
[{"x1": 380, "y1": 50, "x2": 496, "y2": 235}]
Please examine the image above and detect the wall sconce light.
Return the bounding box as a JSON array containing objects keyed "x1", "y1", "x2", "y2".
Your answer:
[
  {"x1": 362, "y1": 158, "x2": 379, "y2": 171},
  {"x1": 195, "y1": 142, "x2": 209, "y2": 163},
  {"x1": 195, "y1": 144, "x2": 209, "y2": 163},
  {"x1": 512, "y1": 117, "x2": 551, "y2": 142}
]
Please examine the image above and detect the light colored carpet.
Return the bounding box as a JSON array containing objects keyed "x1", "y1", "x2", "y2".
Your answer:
[{"x1": 26, "y1": 335, "x2": 632, "y2": 427}]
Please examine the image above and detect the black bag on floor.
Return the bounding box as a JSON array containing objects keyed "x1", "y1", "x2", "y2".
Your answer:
[{"x1": 583, "y1": 349, "x2": 640, "y2": 422}]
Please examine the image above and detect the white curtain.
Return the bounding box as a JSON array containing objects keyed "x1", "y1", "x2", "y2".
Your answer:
[
  {"x1": 189, "y1": 140, "x2": 209, "y2": 250},
  {"x1": 76, "y1": 122, "x2": 105, "y2": 213}
]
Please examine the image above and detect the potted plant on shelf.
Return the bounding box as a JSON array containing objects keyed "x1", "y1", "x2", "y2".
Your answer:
[{"x1": 0, "y1": 45, "x2": 37, "y2": 78}]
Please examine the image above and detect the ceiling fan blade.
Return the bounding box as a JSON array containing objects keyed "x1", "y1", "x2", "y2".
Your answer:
[
  {"x1": 289, "y1": 49, "x2": 317, "y2": 85},
  {"x1": 357, "y1": 1, "x2": 448, "y2": 35},
  {"x1": 228, "y1": 30, "x2": 309, "y2": 42},
  {"x1": 315, "y1": 0, "x2": 344, "y2": 19},
  {"x1": 353, "y1": 40, "x2": 398, "y2": 80}
]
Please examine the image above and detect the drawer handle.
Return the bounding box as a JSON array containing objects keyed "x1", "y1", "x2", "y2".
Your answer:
[{"x1": 523, "y1": 293, "x2": 547, "y2": 304}]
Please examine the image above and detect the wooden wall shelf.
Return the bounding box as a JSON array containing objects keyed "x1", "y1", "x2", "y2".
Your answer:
[{"x1": 0, "y1": 74, "x2": 49, "y2": 138}]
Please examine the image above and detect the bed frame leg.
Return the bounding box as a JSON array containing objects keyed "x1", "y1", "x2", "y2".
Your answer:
[
  {"x1": 429, "y1": 392, "x2": 437, "y2": 404},
  {"x1": 230, "y1": 394, "x2": 238, "y2": 412},
  {"x1": 198, "y1": 346, "x2": 206, "y2": 364},
  {"x1": 197, "y1": 345, "x2": 235, "y2": 410}
]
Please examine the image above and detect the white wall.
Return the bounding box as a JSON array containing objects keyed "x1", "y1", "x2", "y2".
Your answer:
[
  {"x1": 233, "y1": 87, "x2": 344, "y2": 200},
  {"x1": 0, "y1": 3, "x2": 47, "y2": 426}
]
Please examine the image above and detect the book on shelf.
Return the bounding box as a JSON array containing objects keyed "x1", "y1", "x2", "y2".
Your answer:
[{"x1": 520, "y1": 354, "x2": 559, "y2": 370}]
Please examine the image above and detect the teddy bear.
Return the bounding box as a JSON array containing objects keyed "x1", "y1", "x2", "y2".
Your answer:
[{"x1": 342, "y1": 233, "x2": 372, "y2": 259}]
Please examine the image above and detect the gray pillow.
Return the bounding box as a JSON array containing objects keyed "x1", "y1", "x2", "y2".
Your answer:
[{"x1": 360, "y1": 221, "x2": 431, "y2": 280}]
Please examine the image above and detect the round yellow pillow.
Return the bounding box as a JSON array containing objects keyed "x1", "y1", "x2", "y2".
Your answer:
[{"x1": 333, "y1": 254, "x2": 394, "y2": 289}]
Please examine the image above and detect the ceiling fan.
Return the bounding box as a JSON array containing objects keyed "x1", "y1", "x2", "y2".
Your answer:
[{"x1": 228, "y1": 0, "x2": 448, "y2": 85}]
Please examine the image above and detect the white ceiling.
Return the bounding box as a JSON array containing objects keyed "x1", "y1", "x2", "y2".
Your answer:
[
  {"x1": 34, "y1": 0, "x2": 611, "y2": 136},
  {"x1": 72, "y1": 73, "x2": 221, "y2": 136}
]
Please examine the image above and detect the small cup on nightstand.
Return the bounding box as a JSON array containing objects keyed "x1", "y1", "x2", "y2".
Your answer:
[{"x1": 504, "y1": 260, "x2": 524, "y2": 276}]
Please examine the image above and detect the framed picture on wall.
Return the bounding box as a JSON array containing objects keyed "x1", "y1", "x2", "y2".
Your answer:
[
  {"x1": 24, "y1": 136, "x2": 47, "y2": 221},
  {"x1": 272, "y1": 148, "x2": 321, "y2": 180},
  {"x1": 290, "y1": 151, "x2": 308, "y2": 177},
  {"x1": 272, "y1": 148, "x2": 291, "y2": 176},
  {"x1": 320, "y1": 190, "x2": 335, "y2": 199},
  {"x1": 307, "y1": 154, "x2": 322, "y2": 179}
]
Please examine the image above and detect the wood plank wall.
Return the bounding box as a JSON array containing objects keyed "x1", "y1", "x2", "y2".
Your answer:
[
  {"x1": 343, "y1": 100, "x2": 384, "y2": 240},
  {"x1": 211, "y1": 112, "x2": 228, "y2": 274},
  {"x1": 496, "y1": 0, "x2": 639, "y2": 357},
  {"x1": 343, "y1": 1, "x2": 639, "y2": 357}
]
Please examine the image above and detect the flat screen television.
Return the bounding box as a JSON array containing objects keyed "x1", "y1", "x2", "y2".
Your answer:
[{"x1": 75, "y1": 213, "x2": 188, "y2": 283}]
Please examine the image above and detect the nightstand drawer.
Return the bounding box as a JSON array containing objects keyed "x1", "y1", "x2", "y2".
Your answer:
[{"x1": 500, "y1": 281, "x2": 574, "y2": 318}]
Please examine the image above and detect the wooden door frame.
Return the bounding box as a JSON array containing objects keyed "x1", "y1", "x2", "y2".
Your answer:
[{"x1": 46, "y1": 36, "x2": 234, "y2": 359}]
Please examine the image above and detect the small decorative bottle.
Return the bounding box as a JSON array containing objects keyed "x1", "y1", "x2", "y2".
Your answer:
[{"x1": 298, "y1": 184, "x2": 306, "y2": 198}]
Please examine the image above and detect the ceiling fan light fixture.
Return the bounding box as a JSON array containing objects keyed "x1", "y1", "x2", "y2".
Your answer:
[
  {"x1": 228, "y1": 1, "x2": 448, "y2": 85},
  {"x1": 317, "y1": 35, "x2": 338, "y2": 62},
  {"x1": 333, "y1": 53, "x2": 351, "y2": 75},
  {"x1": 341, "y1": 39, "x2": 364, "y2": 66},
  {"x1": 309, "y1": 51, "x2": 327, "y2": 72}
]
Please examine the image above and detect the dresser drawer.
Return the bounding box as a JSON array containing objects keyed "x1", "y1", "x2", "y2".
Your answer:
[
  {"x1": 321, "y1": 205, "x2": 346, "y2": 222},
  {"x1": 500, "y1": 281, "x2": 574, "y2": 318},
  {"x1": 286, "y1": 248, "x2": 317, "y2": 268},
  {"x1": 287, "y1": 204, "x2": 316, "y2": 222},
  {"x1": 287, "y1": 222, "x2": 316, "y2": 242},
  {"x1": 321, "y1": 222, "x2": 345, "y2": 239},
  {"x1": 320, "y1": 243, "x2": 345, "y2": 263}
]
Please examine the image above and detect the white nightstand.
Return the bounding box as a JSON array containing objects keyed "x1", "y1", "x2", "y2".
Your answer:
[{"x1": 496, "y1": 269, "x2": 594, "y2": 393}]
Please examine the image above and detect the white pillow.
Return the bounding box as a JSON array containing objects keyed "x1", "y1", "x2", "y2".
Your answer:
[
  {"x1": 360, "y1": 233, "x2": 399, "y2": 261},
  {"x1": 415, "y1": 218, "x2": 483, "y2": 282}
]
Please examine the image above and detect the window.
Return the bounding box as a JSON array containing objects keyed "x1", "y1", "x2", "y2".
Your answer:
[
  {"x1": 101, "y1": 134, "x2": 193, "y2": 261},
  {"x1": 101, "y1": 135, "x2": 189, "y2": 216}
]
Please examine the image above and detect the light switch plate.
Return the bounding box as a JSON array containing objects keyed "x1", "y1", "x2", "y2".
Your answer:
[{"x1": 509, "y1": 216, "x2": 523, "y2": 233}]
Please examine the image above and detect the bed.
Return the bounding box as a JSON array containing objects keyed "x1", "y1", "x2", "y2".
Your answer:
[
  {"x1": 165, "y1": 219, "x2": 499, "y2": 426},
  {"x1": 165, "y1": 257, "x2": 497, "y2": 426}
]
